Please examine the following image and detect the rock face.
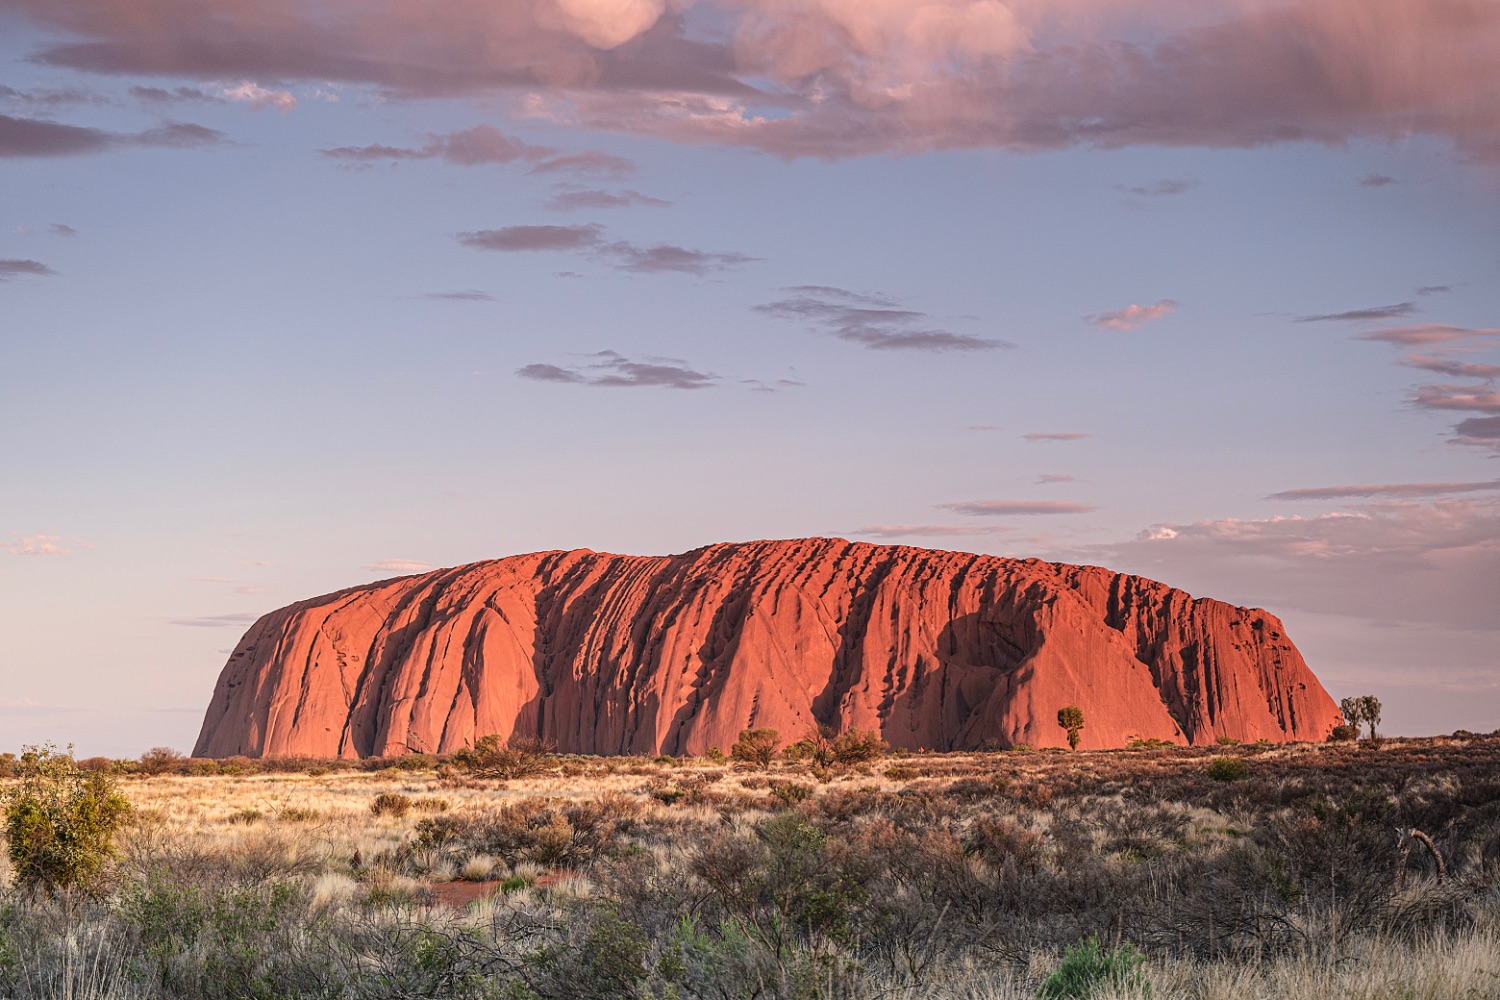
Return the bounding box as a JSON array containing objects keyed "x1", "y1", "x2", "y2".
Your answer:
[{"x1": 194, "y1": 538, "x2": 1341, "y2": 758}]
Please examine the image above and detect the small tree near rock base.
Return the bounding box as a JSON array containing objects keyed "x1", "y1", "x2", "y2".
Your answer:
[
  {"x1": 1057, "y1": 706, "x2": 1085, "y2": 750},
  {"x1": 1339, "y1": 695, "x2": 1384, "y2": 740},
  {"x1": 4, "y1": 743, "x2": 131, "y2": 896},
  {"x1": 730, "y1": 728, "x2": 781, "y2": 769}
]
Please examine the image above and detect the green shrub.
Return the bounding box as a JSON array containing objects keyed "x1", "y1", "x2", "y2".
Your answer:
[
  {"x1": 1207, "y1": 756, "x2": 1250, "y2": 782},
  {"x1": 1039, "y1": 936, "x2": 1149, "y2": 998},
  {"x1": 769, "y1": 781, "x2": 813, "y2": 807},
  {"x1": 3, "y1": 743, "x2": 131, "y2": 896}
]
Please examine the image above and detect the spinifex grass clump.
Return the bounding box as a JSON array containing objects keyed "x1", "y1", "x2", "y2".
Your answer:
[
  {"x1": 1039, "y1": 936, "x2": 1149, "y2": 998},
  {"x1": 3, "y1": 743, "x2": 130, "y2": 896}
]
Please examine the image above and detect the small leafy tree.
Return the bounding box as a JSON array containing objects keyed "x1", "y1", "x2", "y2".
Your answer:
[
  {"x1": 1339, "y1": 695, "x2": 1383, "y2": 740},
  {"x1": 730, "y1": 728, "x2": 781, "y2": 769},
  {"x1": 4, "y1": 742, "x2": 131, "y2": 896},
  {"x1": 786, "y1": 726, "x2": 885, "y2": 766},
  {"x1": 1057, "y1": 706, "x2": 1085, "y2": 750},
  {"x1": 1357, "y1": 695, "x2": 1382, "y2": 739}
]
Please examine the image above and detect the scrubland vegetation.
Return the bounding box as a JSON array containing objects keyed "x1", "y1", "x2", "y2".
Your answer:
[{"x1": 2, "y1": 731, "x2": 1499, "y2": 999}]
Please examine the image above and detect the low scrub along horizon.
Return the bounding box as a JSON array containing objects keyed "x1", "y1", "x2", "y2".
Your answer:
[{"x1": 1, "y1": 730, "x2": 1498, "y2": 999}]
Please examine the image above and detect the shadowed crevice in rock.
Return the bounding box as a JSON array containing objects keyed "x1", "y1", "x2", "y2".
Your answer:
[{"x1": 193, "y1": 539, "x2": 1342, "y2": 758}]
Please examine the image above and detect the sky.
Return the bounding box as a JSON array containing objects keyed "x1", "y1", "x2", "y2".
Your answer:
[{"x1": 1, "y1": 0, "x2": 1497, "y2": 756}]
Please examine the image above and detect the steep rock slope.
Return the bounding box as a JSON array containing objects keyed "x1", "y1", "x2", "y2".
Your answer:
[{"x1": 194, "y1": 539, "x2": 1340, "y2": 757}]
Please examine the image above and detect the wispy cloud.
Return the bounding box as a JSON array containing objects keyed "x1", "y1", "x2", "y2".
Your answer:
[
  {"x1": 1415, "y1": 285, "x2": 1453, "y2": 296},
  {"x1": 1355, "y1": 323, "x2": 1500, "y2": 453},
  {"x1": 0, "y1": 259, "x2": 57, "y2": 281},
  {"x1": 848, "y1": 524, "x2": 1005, "y2": 539},
  {"x1": 1268, "y1": 480, "x2": 1500, "y2": 501},
  {"x1": 2, "y1": 113, "x2": 226, "y2": 157},
  {"x1": 458, "y1": 224, "x2": 755, "y2": 275},
  {"x1": 938, "y1": 500, "x2": 1097, "y2": 516},
  {"x1": 1, "y1": 533, "x2": 72, "y2": 555},
  {"x1": 459, "y1": 224, "x2": 603, "y2": 252},
  {"x1": 364, "y1": 559, "x2": 434, "y2": 574},
  {"x1": 1037, "y1": 474, "x2": 1074, "y2": 484},
  {"x1": 1357, "y1": 325, "x2": 1500, "y2": 347},
  {"x1": 1411, "y1": 383, "x2": 1500, "y2": 414},
  {"x1": 324, "y1": 125, "x2": 630, "y2": 176},
  {"x1": 966, "y1": 424, "x2": 1004, "y2": 432},
  {"x1": 1359, "y1": 173, "x2": 1399, "y2": 187},
  {"x1": 517, "y1": 351, "x2": 719, "y2": 390},
  {"x1": 1296, "y1": 302, "x2": 1416, "y2": 323},
  {"x1": 545, "y1": 187, "x2": 669, "y2": 211},
  {"x1": 418, "y1": 290, "x2": 500, "y2": 303},
  {"x1": 47, "y1": 223, "x2": 78, "y2": 237},
  {"x1": 1085, "y1": 300, "x2": 1177, "y2": 331},
  {"x1": 1023, "y1": 432, "x2": 1089, "y2": 443},
  {"x1": 166, "y1": 612, "x2": 260, "y2": 628},
  {"x1": 1114, "y1": 178, "x2": 1198, "y2": 197},
  {"x1": 758, "y1": 286, "x2": 1008, "y2": 353},
  {"x1": 1401, "y1": 355, "x2": 1500, "y2": 380}
]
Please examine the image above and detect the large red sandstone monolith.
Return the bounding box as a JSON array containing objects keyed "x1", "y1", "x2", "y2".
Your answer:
[{"x1": 194, "y1": 538, "x2": 1341, "y2": 757}]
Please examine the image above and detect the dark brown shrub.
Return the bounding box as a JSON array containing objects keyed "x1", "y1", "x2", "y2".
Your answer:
[
  {"x1": 450, "y1": 734, "x2": 554, "y2": 779},
  {"x1": 370, "y1": 793, "x2": 412, "y2": 818}
]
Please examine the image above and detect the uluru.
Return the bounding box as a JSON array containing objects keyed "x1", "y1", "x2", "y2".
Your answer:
[{"x1": 194, "y1": 538, "x2": 1341, "y2": 758}]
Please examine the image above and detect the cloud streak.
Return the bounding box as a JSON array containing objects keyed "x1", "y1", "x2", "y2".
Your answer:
[
  {"x1": 364, "y1": 559, "x2": 435, "y2": 574},
  {"x1": 938, "y1": 499, "x2": 1097, "y2": 516},
  {"x1": 518, "y1": 350, "x2": 719, "y2": 389},
  {"x1": 166, "y1": 612, "x2": 260, "y2": 628},
  {"x1": 458, "y1": 223, "x2": 755, "y2": 275},
  {"x1": 1297, "y1": 302, "x2": 1416, "y2": 323},
  {"x1": 758, "y1": 286, "x2": 1008, "y2": 352},
  {"x1": 1268, "y1": 480, "x2": 1500, "y2": 501},
  {"x1": 848, "y1": 524, "x2": 1004, "y2": 539},
  {"x1": 324, "y1": 125, "x2": 630, "y2": 175},
  {"x1": 1022, "y1": 432, "x2": 1088, "y2": 443},
  {"x1": 0, "y1": 259, "x2": 57, "y2": 281},
  {"x1": 545, "y1": 187, "x2": 669, "y2": 211},
  {"x1": 1, "y1": 113, "x2": 225, "y2": 156}
]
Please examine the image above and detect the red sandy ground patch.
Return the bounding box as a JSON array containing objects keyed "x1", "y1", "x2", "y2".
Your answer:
[{"x1": 427, "y1": 881, "x2": 497, "y2": 909}]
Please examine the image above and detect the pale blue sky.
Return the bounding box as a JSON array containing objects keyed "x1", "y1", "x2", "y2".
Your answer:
[{"x1": 2, "y1": 0, "x2": 1497, "y2": 753}]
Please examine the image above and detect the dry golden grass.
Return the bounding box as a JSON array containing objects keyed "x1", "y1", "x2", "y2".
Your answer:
[{"x1": 0, "y1": 736, "x2": 1496, "y2": 999}]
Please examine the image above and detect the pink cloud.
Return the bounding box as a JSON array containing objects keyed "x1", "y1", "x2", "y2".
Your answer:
[
  {"x1": 221, "y1": 81, "x2": 295, "y2": 111},
  {"x1": 1086, "y1": 299, "x2": 1178, "y2": 331},
  {"x1": 1070, "y1": 499, "x2": 1500, "y2": 631},
  {"x1": 9, "y1": 0, "x2": 1497, "y2": 159},
  {"x1": 1, "y1": 533, "x2": 72, "y2": 556}
]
